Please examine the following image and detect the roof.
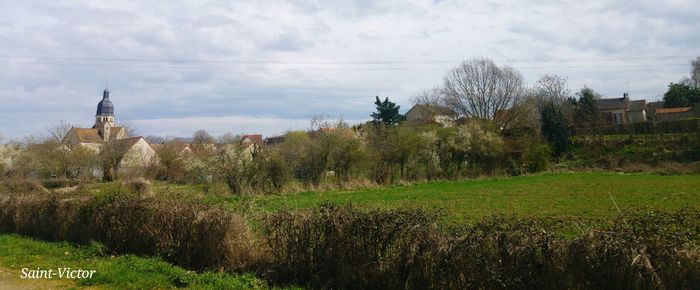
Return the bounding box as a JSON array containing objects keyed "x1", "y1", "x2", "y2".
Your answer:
[
  {"x1": 172, "y1": 138, "x2": 194, "y2": 144},
  {"x1": 70, "y1": 127, "x2": 125, "y2": 143},
  {"x1": 656, "y1": 107, "x2": 692, "y2": 114},
  {"x1": 241, "y1": 134, "x2": 264, "y2": 145},
  {"x1": 597, "y1": 97, "x2": 627, "y2": 111},
  {"x1": 113, "y1": 136, "x2": 144, "y2": 148},
  {"x1": 407, "y1": 104, "x2": 457, "y2": 116},
  {"x1": 628, "y1": 100, "x2": 646, "y2": 111},
  {"x1": 96, "y1": 89, "x2": 114, "y2": 116},
  {"x1": 71, "y1": 128, "x2": 104, "y2": 143}
]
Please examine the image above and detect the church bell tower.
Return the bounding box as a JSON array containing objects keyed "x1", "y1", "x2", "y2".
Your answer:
[{"x1": 94, "y1": 89, "x2": 115, "y2": 141}]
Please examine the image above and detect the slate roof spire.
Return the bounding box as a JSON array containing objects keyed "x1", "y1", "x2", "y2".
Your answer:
[{"x1": 96, "y1": 88, "x2": 115, "y2": 116}]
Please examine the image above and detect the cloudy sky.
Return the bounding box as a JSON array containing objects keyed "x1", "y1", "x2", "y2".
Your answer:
[{"x1": 1, "y1": 0, "x2": 698, "y2": 140}]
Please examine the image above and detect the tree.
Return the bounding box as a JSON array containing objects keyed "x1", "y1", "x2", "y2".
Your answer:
[
  {"x1": 371, "y1": 96, "x2": 405, "y2": 125},
  {"x1": 690, "y1": 57, "x2": 700, "y2": 88},
  {"x1": 533, "y1": 74, "x2": 570, "y2": 103},
  {"x1": 410, "y1": 86, "x2": 444, "y2": 106},
  {"x1": 540, "y1": 101, "x2": 570, "y2": 157},
  {"x1": 99, "y1": 140, "x2": 131, "y2": 181},
  {"x1": 144, "y1": 135, "x2": 166, "y2": 144},
  {"x1": 218, "y1": 132, "x2": 239, "y2": 145},
  {"x1": 663, "y1": 83, "x2": 700, "y2": 108},
  {"x1": 192, "y1": 129, "x2": 214, "y2": 144},
  {"x1": 442, "y1": 57, "x2": 527, "y2": 129},
  {"x1": 46, "y1": 121, "x2": 75, "y2": 144},
  {"x1": 573, "y1": 87, "x2": 601, "y2": 129}
]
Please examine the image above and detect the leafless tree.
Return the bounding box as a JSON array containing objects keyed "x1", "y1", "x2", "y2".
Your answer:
[
  {"x1": 144, "y1": 135, "x2": 166, "y2": 144},
  {"x1": 442, "y1": 57, "x2": 527, "y2": 129},
  {"x1": 119, "y1": 119, "x2": 139, "y2": 137},
  {"x1": 218, "y1": 132, "x2": 240, "y2": 145},
  {"x1": 410, "y1": 86, "x2": 444, "y2": 106},
  {"x1": 309, "y1": 114, "x2": 333, "y2": 131},
  {"x1": 46, "y1": 121, "x2": 76, "y2": 144},
  {"x1": 533, "y1": 74, "x2": 570, "y2": 104},
  {"x1": 691, "y1": 57, "x2": 700, "y2": 88},
  {"x1": 192, "y1": 129, "x2": 214, "y2": 145}
]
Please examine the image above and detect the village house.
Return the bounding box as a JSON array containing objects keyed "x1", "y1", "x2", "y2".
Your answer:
[
  {"x1": 597, "y1": 93, "x2": 647, "y2": 125},
  {"x1": 63, "y1": 89, "x2": 157, "y2": 171},
  {"x1": 405, "y1": 104, "x2": 458, "y2": 127}
]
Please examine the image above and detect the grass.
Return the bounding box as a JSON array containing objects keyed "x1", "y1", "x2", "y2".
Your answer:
[
  {"x1": 0, "y1": 234, "x2": 272, "y2": 289},
  {"x1": 206, "y1": 172, "x2": 700, "y2": 225}
]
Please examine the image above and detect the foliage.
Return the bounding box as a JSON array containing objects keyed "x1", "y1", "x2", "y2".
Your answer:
[
  {"x1": 539, "y1": 101, "x2": 571, "y2": 156},
  {"x1": 523, "y1": 144, "x2": 551, "y2": 173},
  {"x1": 264, "y1": 204, "x2": 700, "y2": 289},
  {"x1": 573, "y1": 86, "x2": 602, "y2": 129},
  {"x1": 663, "y1": 82, "x2": 700, "y2": 108},
  {"x1": 0, "y1": 191, "x2": 257, "y2": 271},
  {"x1": 371, "y1": 96, "x2": 405, "y2": 125}
]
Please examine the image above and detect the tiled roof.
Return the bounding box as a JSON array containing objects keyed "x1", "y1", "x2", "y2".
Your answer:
[
  {"x1": 72, "y1": 128, "x2": 104, "y2": 143},
  {"x1": 628, "y1": 100, "x2": 646, "y2": 111},
  {"x1": 598, "y1": 97, "x2": 627, "y2": 110},
  {"x1": 114, "y1": 137, "x2": 143, "y2": 148},
  {"x1": 656, "y1": 107, "x2": 692, "y2": 114},
  {"x1": 241, "y1": 134, "x2": 264, "y2": 145}
]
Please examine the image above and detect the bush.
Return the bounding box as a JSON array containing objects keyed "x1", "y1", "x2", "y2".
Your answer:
[
  {"x1": 0, "y1": 192, "x2": 257, "y2": 271},
  {"x1": 264, "y1": 204, "x2": 700, "y2": 289},
  {"x1": 122, "y1": 177, "x2": 152, "y2": 197},
  {"x1": 523, "y1": 144, "x2": 551, "y2": 173}
]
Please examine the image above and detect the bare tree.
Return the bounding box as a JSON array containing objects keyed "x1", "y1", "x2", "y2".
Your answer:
[
  {"x1": 410, "y1": 86, "x2": 444, "y2": 106},
  {"x1": 46, "y1": 121, "x2": 76, "y2": 144},
  {"x1": 442, "y1": 57, "x2": 527, "y2": 129},
  {"x1": 309, "y1": 114, "x2": 333, "y2": 131},
  {"x1": 144, "y1": 135, "x2": 166, "y2": 144},
  {"x1": 533, "y1": 74, "x2": 570, "y2": 103},
  {"x1": 192, "y1": 129, "x2": 214, "y2": 145},
  {"x1": 691, "y1": 57, "x2": 700, "y2": 88},
  {"x1": 119, "y1": 119, "x2": 139, "y2": 137},
  {"x1": 218, "y1": 132, "x2": 240, "y2": 145}
]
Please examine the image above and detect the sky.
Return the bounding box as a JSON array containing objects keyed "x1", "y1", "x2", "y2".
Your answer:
[{"x1": 0, "y1": 0, "x2": 698, "y2": 140}]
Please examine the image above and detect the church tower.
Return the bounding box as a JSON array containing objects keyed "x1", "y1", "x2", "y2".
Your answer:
[{"x1": 94, "y1": 89, "x2": 115, "y2": 141}]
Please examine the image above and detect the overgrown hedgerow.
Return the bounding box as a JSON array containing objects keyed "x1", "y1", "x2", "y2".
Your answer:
[
  {"x1": 0, "y1": 190, "x2": 257, "y2": 271},
  {"x1": 263, "y1": 204, "x2": 700, "y2": 290},
  {"x1": 1, "y1": 186, "x2": 699, "y2": 289}
]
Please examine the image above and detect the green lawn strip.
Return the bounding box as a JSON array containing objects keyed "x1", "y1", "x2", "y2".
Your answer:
[
  {"x1": 0, "y1": 234, "x2": 270, "y2": 290},
  {"x1": 206, "y1": 172, "x2": 700, "y2": 226}
]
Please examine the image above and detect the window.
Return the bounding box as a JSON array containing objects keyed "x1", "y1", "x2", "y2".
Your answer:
[{"x1": 613, "y1": 112, "x2": 623, "y2": 125}]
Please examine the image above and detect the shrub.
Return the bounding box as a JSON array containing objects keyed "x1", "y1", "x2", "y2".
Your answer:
[
  {"x1": 0, "y1": 192, "x2": 257, "y2": 271},
  {"x1": 122, "y1": 177, "x2": 152, "y2": 197},
  {"x1": 523, "y1": 144, "x2": 551, "y2": 173},
  {"x1": 264, "y1": 204, "x2": 700, "y2": 289}
]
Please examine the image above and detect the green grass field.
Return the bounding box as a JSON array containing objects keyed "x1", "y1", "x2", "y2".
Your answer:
[
  {"x1": 208, "y1": 172, "x2": 700, "y2": 225},
  {"x1": 0, "y1": 234, "x2": 271, "y2": 289}
]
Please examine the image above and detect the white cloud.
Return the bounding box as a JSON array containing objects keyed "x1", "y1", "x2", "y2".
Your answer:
[{"x1": 0, "y1": 0, "x2": 698, "y2": 138}]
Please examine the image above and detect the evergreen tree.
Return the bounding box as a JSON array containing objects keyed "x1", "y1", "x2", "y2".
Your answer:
[
  {"x1": 663, "y1": 82, "x2": 700, "y2": 108},
  {"x1": 371, "y1": 96, "x2": 405, "y2": 125},
  {"x1": 574, "y1": 87, "x2": 601, "y2": 129},
  {"x1": 540, "y1": 101, "x2": 570, "y2": 157}
]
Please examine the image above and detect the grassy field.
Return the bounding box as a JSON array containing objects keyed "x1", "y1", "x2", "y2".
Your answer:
[
  {"x1": 0, "y1": 234, "x2": 271, "y2": 289},
  {"x1": 207, "y1": 172, "x2": 700, "y2": 225}
]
